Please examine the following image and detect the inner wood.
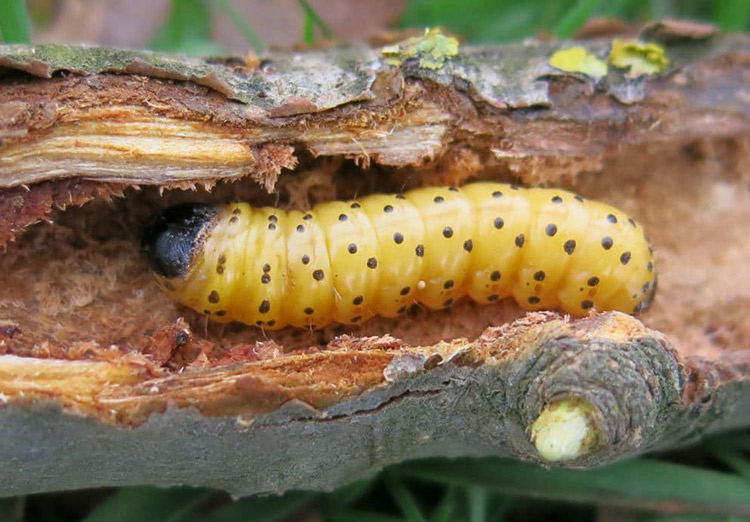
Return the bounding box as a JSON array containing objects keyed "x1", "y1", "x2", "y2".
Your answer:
[{"x1": 0, "y1": 137, "x2": 747, "y2": 366}]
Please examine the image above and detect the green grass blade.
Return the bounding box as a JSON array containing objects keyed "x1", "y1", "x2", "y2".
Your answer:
[
  {"x1": 206, "y1": 491, "x2": 314, "y2": 522},
  {"x1": 467, "y1": 486, "x2": 489, "y2": 522},
  {"x1": 303, "y1": 9, "x2": 315, "y2": 46},
  {"x1": 150, "y1": 0, "x2": 223, "y2": 55},
  {"x1": 706, "y1": 445, "x2": 750, "y2": 484},
  {"x1": 396, "y1": 458, "x2": 750, "y2": 516},
  {"x1": 210, "y1": 0, "x2": 264, "y2": 52},
  {"x1": 713, "y1": 0, "x2": 750, "y2": 32},
  {"x1": 641, "y1": 515, "x2": 740, "y2": 522},
  {"x1": 553, "y1": 0, "x2": 603, "y2": 39},
  {"x1": 327, "y1": 511, "x2": 407, "y2": 522},
  {"x1": 429, "y1": 486, "x2": 460, "y2": 522},
  {"x1": 81, "y1": 487, "x2": 213, "y2": 522},
  {"x1": 488, "y1": 494, "x2": 512, "y2": 522},
  {"x1": 706, "y1": 432, "x2": 750, "y2": 452},
  {"x1": 648, "y1": 0, "x2": 676, "y2": 21},
  {"x1": 324, "y1": 478, "x2": 377, "y2": 511},
  {"x1": 594, "y1": 0, "x2": 634, "y2": 17},
  {"x1": 298, "y1": 0, "x2": 332, "y2": 41},
  {"x1": 0, "y1": 0, "x2": 31, "y2": 43},
  {"x1": 400, "y1": 0, "x2": 553, "y2": 44},
  {"x1": 384, "y1": 473, "x2": 427, "y2": 522}
]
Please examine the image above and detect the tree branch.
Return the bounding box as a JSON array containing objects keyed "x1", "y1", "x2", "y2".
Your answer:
[{"x1": 0, "y1": 32, "x2": 749, "y2": 496}]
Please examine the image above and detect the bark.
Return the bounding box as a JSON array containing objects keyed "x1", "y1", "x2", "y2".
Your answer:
[
  {"x1": 0, "y1": 27, "x2": 750, "y2": 497},
  {"x1": 1, "y1": 313, "x2": 744, "y2": 497}
]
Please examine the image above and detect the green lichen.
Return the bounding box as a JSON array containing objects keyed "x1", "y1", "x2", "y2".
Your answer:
[
  {"x1": 548, "y1": 47, "x2": 608, "y2": 80},
  {"x1": 608, "y1": 39, "x2": 670, "y2": 77},
  {"x1": 381, "y1": 28, "x2": 459, "y2": 70}
]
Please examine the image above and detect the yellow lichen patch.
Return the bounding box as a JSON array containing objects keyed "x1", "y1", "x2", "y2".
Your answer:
[
  {"x1": 382, "y1": 28, "x2": 459, "y2": 70},
  {"x1": 608, "y1": 39, "x2": 669, "y2": 77},
  {"x1": 549, "y1": 47, "x2": 608, "y2": 80},
  {"x1": 530, "y1": 397, "x2": 601, "y2": 462}
]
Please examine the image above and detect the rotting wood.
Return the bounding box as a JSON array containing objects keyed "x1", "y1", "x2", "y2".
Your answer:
[{"x1": 0, "y1": 28, "x2": 749, "y2": 497}]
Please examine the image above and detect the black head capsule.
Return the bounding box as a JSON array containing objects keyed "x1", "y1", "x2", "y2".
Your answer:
[{"x1": 141, "y1": 204, "x2": 219, "y2": 279}]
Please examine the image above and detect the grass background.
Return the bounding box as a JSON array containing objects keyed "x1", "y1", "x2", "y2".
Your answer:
[{"x1": 1, "y1": 0, "x2": 750, "y2": 520}]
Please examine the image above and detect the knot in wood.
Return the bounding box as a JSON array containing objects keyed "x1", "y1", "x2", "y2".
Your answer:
[{"x1": 504, "y1": 317, "x2": 683, "y2": 466}]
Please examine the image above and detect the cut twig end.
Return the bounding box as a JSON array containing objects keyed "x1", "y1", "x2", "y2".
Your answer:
[{"x1": 530, "y1": 397, "x2": 601, "y2": 462}]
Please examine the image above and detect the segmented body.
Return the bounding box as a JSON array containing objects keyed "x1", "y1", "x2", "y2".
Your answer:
[{"x1": 147, "y1": 182, "x2": 656, "y2": 330}]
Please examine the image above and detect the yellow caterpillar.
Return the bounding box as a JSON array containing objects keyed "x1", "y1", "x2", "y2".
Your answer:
[{"x1": 142, "y1": 182, "x2": 657, "y2": 330}]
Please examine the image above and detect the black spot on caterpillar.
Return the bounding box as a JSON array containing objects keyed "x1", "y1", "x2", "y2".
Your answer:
[{"x1": 142, "y1": 182, "x2": 657, "y2": 330}]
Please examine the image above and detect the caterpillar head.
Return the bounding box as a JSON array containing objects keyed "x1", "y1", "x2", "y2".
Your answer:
[{"x1": 141, "y1": 204, "x2": 218, "y2": 279}]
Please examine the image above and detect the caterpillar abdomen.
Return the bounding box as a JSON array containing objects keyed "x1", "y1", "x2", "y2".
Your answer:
[{"x1": 142, "y1": 182, "x2": 657, "y2": 330}]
